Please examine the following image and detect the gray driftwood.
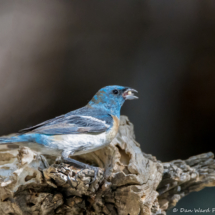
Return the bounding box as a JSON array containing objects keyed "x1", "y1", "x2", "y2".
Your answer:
[{"x1": 0, "y1": 116, "x2": 214, "y2": 215}]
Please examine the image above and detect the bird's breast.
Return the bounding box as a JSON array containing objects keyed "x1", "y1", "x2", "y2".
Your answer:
[{"x1": 106, "y1": 115, "x2": 120, "y2": 142}]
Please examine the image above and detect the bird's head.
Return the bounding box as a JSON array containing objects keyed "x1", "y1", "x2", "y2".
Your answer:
[{"x1": 87, "y1": 85, "x2": 138, "y2": 117}]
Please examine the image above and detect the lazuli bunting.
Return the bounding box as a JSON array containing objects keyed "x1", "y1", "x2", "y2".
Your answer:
[{"x1": 0, "y1": 85, "x2": 138, "y2": 183}]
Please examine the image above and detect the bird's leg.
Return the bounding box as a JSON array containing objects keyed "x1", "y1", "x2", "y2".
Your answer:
[
  {"x1": 61, "y1": 151, "x2": 99, "y2": 185},
  {"x1": 40, "y1": 155, "x2": 49, "y2": 168}
]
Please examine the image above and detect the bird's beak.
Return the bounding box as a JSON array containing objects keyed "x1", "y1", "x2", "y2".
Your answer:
[{"x1": 123, "y1": 88, "x2": 138, "y2": 100}]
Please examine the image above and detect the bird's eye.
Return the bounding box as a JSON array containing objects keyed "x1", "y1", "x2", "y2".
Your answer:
[{"x1": 113, "y1": 89, "x2": 119, "y2": 95}]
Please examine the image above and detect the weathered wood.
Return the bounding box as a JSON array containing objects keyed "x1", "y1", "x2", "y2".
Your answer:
[{"x1": 0, "y1": 116, "x2": 214, "y2": 215}]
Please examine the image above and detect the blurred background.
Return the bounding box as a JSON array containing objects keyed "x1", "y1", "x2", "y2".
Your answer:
[{"x1": 0, "y1": 1, "x2": 215, "y2": 213}]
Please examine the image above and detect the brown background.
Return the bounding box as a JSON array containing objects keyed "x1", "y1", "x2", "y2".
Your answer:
[{"x1": 0, "y1": 1, "x2": 215, "y2": 212}]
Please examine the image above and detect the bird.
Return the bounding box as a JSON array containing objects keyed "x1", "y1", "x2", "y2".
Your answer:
[{"x1": 0, "y1": 85, "x2": 138, "y2": 184}]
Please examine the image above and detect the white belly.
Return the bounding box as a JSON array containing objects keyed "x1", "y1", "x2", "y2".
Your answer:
[{"x1": 50, "y1": 132, "x2": 110, "y2": 155}]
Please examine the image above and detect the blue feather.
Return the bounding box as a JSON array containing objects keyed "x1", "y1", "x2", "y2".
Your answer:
[
  {"x1": 0, "y1": 133, "x2": 50, "y2": 146},
  {"x1": 0, "y1": 134, "x2": 31, "y2": 143}
]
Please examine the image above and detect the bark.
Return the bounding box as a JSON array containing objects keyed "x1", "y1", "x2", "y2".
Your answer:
[{"x1": 0, "y1": 116, "x2": 214, "y2": 215}]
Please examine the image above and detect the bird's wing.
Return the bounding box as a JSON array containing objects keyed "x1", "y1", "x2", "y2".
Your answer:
[
  {"x1": 19, "y1": 114, "x2": 66, "y2": 133},
  {"x1": 20, "y1": 115, "x2": 111, "y2": 135}
]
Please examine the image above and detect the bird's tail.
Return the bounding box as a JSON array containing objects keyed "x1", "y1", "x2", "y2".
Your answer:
[{"x1": 0, "y1": 134, "x2": 33, "y2": 144}]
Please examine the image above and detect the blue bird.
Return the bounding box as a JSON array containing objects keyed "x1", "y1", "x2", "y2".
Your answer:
[{"x1": 0, "y1": 85, "x2": 138, "y2": 183}]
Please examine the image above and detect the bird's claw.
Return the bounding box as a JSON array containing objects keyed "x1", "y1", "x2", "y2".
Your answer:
[
  {"x1": 67, "y1": 165, "x2": 99, "y2": 187},
  {"x1": 67, "y1": 174, "x2": 77, "y2": 187},
  {"x1": 89, "y1": 166, "x2": 99, "y2": 184}
]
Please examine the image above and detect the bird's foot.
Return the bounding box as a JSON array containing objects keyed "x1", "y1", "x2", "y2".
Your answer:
[
  {"x1": 67, "y1": 165, "x2": 100, "y2": 187},
  {"x1": 78, "y1": 164, "x2": 99, "y2": 184},
  {"x1": 62, "y1": 156, "x2": 101, "y2": 186},
  {"x1": 67, "y1": 164, "x2": 99, "y2": 187}
]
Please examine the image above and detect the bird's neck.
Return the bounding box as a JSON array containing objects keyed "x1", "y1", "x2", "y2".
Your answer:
[{"x1": 87, "y1": 102, "x2": 121, "y2": 118}]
